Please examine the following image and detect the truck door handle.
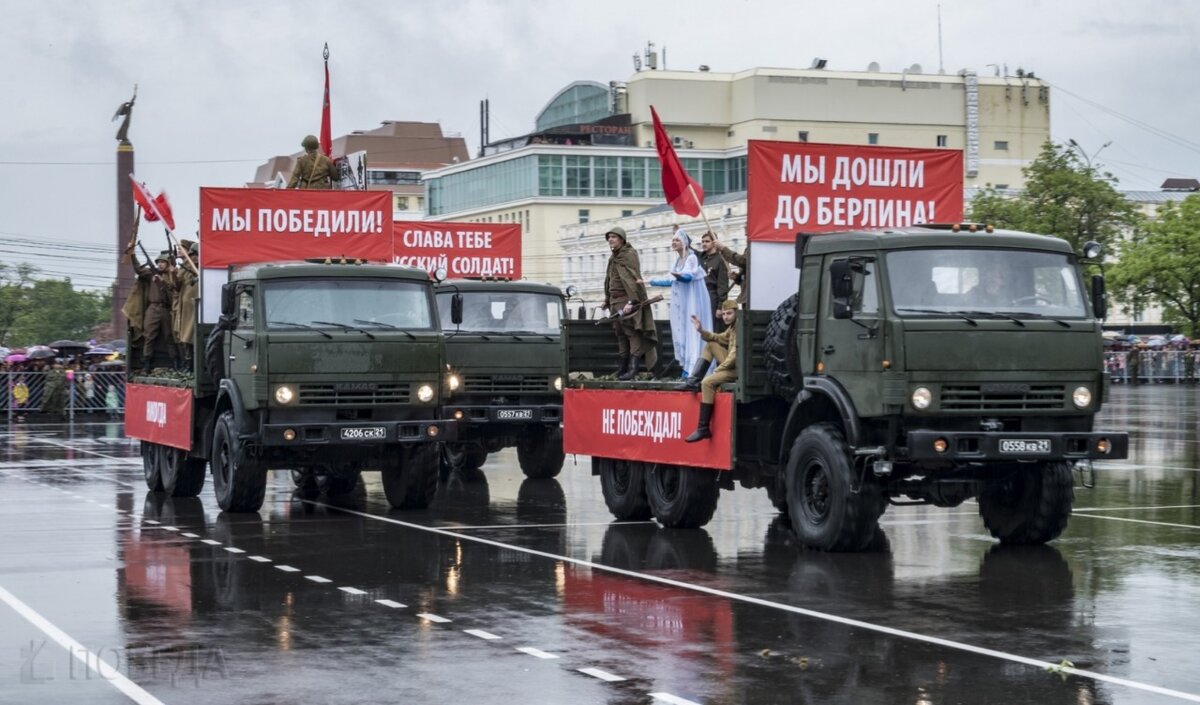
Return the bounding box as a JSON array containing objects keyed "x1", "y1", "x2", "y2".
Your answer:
[{"x1": 823, "y1": 345, "x2": 836, "y2": 354}]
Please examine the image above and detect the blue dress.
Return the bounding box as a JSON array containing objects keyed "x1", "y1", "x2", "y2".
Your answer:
[{"x1": 649, "y1": 250, "x2": 713, "y2": 376}]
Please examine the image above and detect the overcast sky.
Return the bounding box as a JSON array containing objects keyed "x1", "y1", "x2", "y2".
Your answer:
[{"x1": 1, "y1": 0, "x2": 1197, "y2": 290}]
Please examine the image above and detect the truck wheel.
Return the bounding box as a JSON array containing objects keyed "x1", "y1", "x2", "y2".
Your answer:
[
  {"x1": 785, "y1": 423, "x2": 881, "y2": 551},
  {"x1": 382, "y1": 444, "x2": 440, "y2": 509},
  {"x1": 764, "y1": 293, "x2": 801, "y2": 399},
  {"x1": 160, "y1": 445, "x2": 206, "y2": 498},
  {"x1": 211, "y1": 411, "x2": 267, "y2": 513},
  {"x1": 141, "y1": 441, "x2": 164, "y2": 492},
  {"x1": 598, "y1": 457, "x2": 652, "y2": 521},
  {"x1": 766, "y1": 475, "x2": 788, "y2": 513},
  {"x1": 978, "y1": 462, "x2": 1074, "y2": 545},
  {"x1": 645, "y1": 464, "x2": 720, "y2": 528},
  {"x1": 442, "y1": 445, "x2": 488, "y2": 476},
  {"x1": 517, "y1": 426, "x2": 566, "y2": 480}
]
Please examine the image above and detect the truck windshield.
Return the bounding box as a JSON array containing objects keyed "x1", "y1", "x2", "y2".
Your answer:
[
  {"x1": 264, "y1": 279, "x2": 435, "y2": 331},
  {"x1": 436, "y1": 292, "x2": 563, "y2": 334},
  {"x1": 887, "y1": 249, "x2": 1087, "y2": 318}
]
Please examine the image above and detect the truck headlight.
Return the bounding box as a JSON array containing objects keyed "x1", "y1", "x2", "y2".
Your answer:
[
  {"x1": 911, "y1": 387, "x2": 932, "y2": 410},
  {"x1": 417, "y1": 384, "x2": 435, "y2": 403},
  {"x1": 1072, "y1": 386, "x2": 1092, "y2": 408},
  {"x1": 274, "y1": 385, "x2": 295, "y2": 404},
  {"x1": 447, "y1": 374, "x2": 460, "y2": 392},
  {"x1": 553, "y1": 376, "x2": 563, "y2": 391}
]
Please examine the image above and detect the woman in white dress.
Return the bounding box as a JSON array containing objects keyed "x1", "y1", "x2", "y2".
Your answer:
[{"x1": 643, "y1": 226, "x2": 712, "y2": 378}]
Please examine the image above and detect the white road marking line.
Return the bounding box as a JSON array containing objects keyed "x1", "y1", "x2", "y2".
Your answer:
[
  {"x1": 1073, "y1": 504, "x2": 1200, "y2": 512},
  {"x1": 338, "y1": 587, "x2": 367, "y2": 595},
  {"x1": 651, "y1": 693, "x2": 702, "y2": 705},
  {"x1": 200, "y1": 539, "x2": 222, "y2": 546},
  {"x1": 181, "y1": 532, "x2": 199, "y2": 538},
  {"x1": 142, "y1": 519, "x2": 160, "y2": 525},
  {"x1": 579, "y1": 667, "x2": 625, "y2": 682},
  {"x1": 516, "y1": 646, "x2": 558, "y2": 660},
  {"x1": 223, "y1": 547, "x2": 246, "y2": 554},
  {"x1": 248, "y1": 555, "x2": 272, "y2": 563},
  {"x1": 1074, "y1": 513, "x2": 1200, "y2": 531},
  {"x1": 306, "y1": 575, "x2": 332, "y2": 584},
  {"x1": 0, "y1": 584, "x2": 166, "y2": 705},
  {"x1": 307, "y1": 499, "x2": 1200, "y2": 704},
  {"x1": 418, "y1": 613, "x2": 451, "y2": 623},
  {"x1": 162, "y1": 526, "x2": 180, "y2": 532},
  {"x1": 375, "y1": 599, "x2": 406, "y2": 609},
  {"x1": 275, "y1": 565, "x2": 301, "y2": 573},
  {"x1": 463, "y1": 629, "x2": 501, "y2": 640}
]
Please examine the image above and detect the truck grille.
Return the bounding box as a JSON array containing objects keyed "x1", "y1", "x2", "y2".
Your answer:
[
  {"x1": 941, "y1": 384, "x2": 1065, "y2": 411},
  {"x1": 297, "y1": 383, "x2": 411, "y2": 405},
  {"x1": 462, "y1": 375, "x2": 550, "y2": 393}
]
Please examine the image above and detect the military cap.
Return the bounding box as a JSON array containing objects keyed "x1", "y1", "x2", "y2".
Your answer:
[
  {"x1": 155, "y1": 250, "x2": 172, "y2": 263},
  {"x1": 720, "y1": 300, "x2": 739, "y2": 311},
  {"x1": 301, "y1": 134, "x2": 320, "y2": 150},
  {"x1": 179, "y1": 238, "x2": 199, "y2": 254},
  {"x1": 605, "y1": 226, "x2": 627, "y2": 242}
]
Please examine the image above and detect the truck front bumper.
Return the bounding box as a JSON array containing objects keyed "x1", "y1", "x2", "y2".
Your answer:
[
  {"x1": 260, "y1": 419, "x2": 457, "y2": 446},
  {"x1": 906, "y1": 430, "x2": 1128, "y2": 462},
  {"x1": 444, "y1": 404, "x2": 562, "y2": 426}
]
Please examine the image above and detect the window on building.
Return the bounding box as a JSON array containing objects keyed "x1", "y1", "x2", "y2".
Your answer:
[
  {"x1": 620, "y1": 157, "x2": 647, "y2": 198},
  {"x1": 797, "y1": 131, "x2": 809, "y2": 142},
  {"x1": 594, "y1": 156, "x2": 619, "y2": 197},
  {"x1": 565, "y1": 155, "x2": 591, "y2": 197},
  {"x1": 395, "y1": 195, "x2": 410, "y2": 211},
  {"x1": 417, "y1": 197, "x2": 424, "y2": 211},
  {"x1": 994, "y1": 140, "x2": 1009, "y2": 151},
  {"x1": 578, "y1": 209, "x2": 590, "y2": 224},
  {"x1": 936, "y1": 134, "x2": 948, "y2": 147},
  {"x1": 994, "y1": 184, "x2": 1009, "y2": 190},
  {"x1": 868, "y1": 133, "x2": 879, "y2": 145},
  {"x1": 621, "y1": 209, "x2": 633, "y2": 218}
]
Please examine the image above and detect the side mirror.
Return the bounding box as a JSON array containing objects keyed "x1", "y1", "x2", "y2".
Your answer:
[
  {"x1": 450, "y1": 293, "x2": 463, "y2": 325},
  {"x1": 221, "y1": 283, "x2": 236, "y2": 317},
  {"x1": 1083, "y1": 240, "x2": 1102, "y2": 260},
  {"x1": 1091, "y1": 274, "x2": 1107, "y2": 320},
  {"x1": 565, "y1": 285, "x2": 579, "y2": 299},
  {"x1": 830, "y1": 260, "x2": 853, "y2": 320}
]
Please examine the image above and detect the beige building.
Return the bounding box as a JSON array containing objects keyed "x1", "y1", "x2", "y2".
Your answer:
[{"x1": 424, "y1": 63, "x2": 1051, "y2": 287}]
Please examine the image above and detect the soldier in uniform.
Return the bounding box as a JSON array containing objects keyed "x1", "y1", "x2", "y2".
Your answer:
[
  {"x1": 682, "y1": 301, "x2": 740, "y2": 442},
  {"x1": 170, "y1": 239, "x2": 200, "y2": 371},
  {"x1": 712, "y1": 235, "x2": 749, "y2": 307},
  {"x1": 698, "y1": 231, "x2": 729, "y2": 330},
  {"x1": 287, "y1": 135, "x2": 336, "y2": 189},
  {"x1": 603, "y1": 226, "x2": 658, "y2": 379},
  {"x1": 135, "y1": 251, "x2": 176, "y2": 372}
]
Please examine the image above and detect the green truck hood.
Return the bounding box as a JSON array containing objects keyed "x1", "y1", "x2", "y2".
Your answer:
[
  {"x1": 903, "y1": 326, "x2": 1101, "y2": 372},
  {"x1": 444, "y1": 335, "x2": 560, "y2": 372},
  {"x1": 268, "y1": 337, "x2": 441, "y2": 375}
]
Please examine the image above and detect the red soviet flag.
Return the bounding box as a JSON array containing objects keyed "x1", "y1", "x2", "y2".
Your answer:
[
  {"x1": 129, "y1": 175, "x2": 176, "y2": 231},
  {"x1": 651, "y1": 105, "x2": 704, "y2": 216},
  {"x1": 320, "y1": 44, "x2": 332, "y2": 157}
]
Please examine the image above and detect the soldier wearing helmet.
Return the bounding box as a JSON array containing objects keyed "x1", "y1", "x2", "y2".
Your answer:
[{"x1": 287, "y1": 134, "x2": 336, "y2": 189}]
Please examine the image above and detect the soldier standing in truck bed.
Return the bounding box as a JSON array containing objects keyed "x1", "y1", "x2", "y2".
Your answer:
[
  {"x1": 170, "y1": 239, "x2": 200, "y2": 370},
  {"x1": 604, "y1": 226, "x2": 658, "y2": 379},
  {"x1": 287, "y1": 135, "x2": 336, "y2": 189},
  {"x1": 136, "y1": 251, "x2": 175, "y2": 372}
]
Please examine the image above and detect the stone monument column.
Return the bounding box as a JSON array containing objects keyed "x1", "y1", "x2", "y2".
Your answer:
[{"x1": 112, "y1": 87, "x2": 137, "y2": 337}]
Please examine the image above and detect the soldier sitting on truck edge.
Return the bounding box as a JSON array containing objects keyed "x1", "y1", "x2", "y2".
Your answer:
[
  {"x1": 287, "y1": 135, "x2": 336, "y2": 189},
  {"x1": 682, "y1": 300, "x2": 739, "y2": 442}
]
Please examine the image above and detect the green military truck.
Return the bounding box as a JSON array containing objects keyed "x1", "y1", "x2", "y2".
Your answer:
[
  {"x1": 127, "y1": 262, "x2": 453, "y2": 512},
  {"x1": 435, "y1": 279, "x2": 566, "y2": 479},
  {"x1": 564, "y1": 226, "x2": 1128, "y2": 551}
]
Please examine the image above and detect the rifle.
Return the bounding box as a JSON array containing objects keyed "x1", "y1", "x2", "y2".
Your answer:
[
  {"x1": 121, "y1": 206, "x2": 141, "y2": 264},
  {"x1": 593, "y1": 295, "x2": 664, "y2": 326},
  {"x1": 137, "y1": 241, "x2": 154, "y2": 271}
]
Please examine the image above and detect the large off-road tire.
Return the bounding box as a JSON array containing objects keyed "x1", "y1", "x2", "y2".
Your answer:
[
  {"x1": 764, "y1": 292, "x2": 801, "y2": 400},
  {"x1": 442, "y1": 444, "x2": 489, "y2": 476},
  {"x1": 382, "y1": 444, "x2": 440, "y2": 509},
  {"x1": 597, "y1": 457, "x2": 652, "y2": 521},
  {"x1": 785, "y1": 423, "x2": 882, "y2": 552},
  {"x1": 159, "y1": 445, "x2": 206, "y2": 498},
  {"x1": 978, "y1": 462, "x2": 1074, "y2": 545},
  {"x1": 517, "y1": 426, "x2": 566, "y2": 480},
  {"x1": 211, "y1": 411, "x2": 267, "y2": 513},
  {"x1": 766, "y1": 474, "x2": 789, "y2": 513},
  {"x1": 644, "y1": 464, "x2": 720, "y2": 528},
  {"x1": 141, "y1": 441, "x2": 164, "y2": 492}
]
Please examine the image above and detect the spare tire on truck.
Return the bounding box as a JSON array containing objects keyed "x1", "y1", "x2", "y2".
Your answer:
[{"x1": 764, "y1": 292, "x2": 801, "y2": 400}]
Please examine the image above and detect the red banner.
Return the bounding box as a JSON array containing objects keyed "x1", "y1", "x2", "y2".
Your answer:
[
  {"x1": 563, "y1": 389, "x2": 733, "y2": 470},
  {"x1": 125, "y1": 383, "x2": 194, "y2": 450},
  {"x1": 747, "y1": 141, "x2": 964, "y2": 241},
  {"x1": 393, "y1": 222, "x2": 522, "y2": 279},
  {"x1": 199, "y1": 188, "x2": 392, "y2": 267}
]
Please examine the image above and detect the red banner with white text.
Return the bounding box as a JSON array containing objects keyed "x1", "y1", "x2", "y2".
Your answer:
[
  {"x1": 199, "y1": 188, "x2": 392, "y2": 267},
  {"x1": 124, "y1": 383, "x2": 194, "y2": 450},
  {"x1": 563, "y1": 389, "x2": 733, "y2": 470},
  {"x1": 393, "y1": 222, "x2": 522, "y2": 279},
  {"x1": 747, "y1": 141, "x2": 963, "y2": 241}
]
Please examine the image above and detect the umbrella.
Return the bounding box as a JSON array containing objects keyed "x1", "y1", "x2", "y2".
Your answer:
[
  {"x1": 4, "y1": 353, "x2": 28, "y2": 363},
  {"x1": 1101, "y1": 331, "x2": 1121, "y2": 340},
  {"x1": 49, "y1": 339, "x2": 88, "y2": 354},
  {"x1": 105, "y1": 339, "x2": 127, "y2": 350},
  {"x1": 84, "y1": 347, "x2": 115, "y2": 357},
  {"x1": 26, "y1": 345, "x2": 56, "y2": 360},
  {"x1": 1146, "y1": 337, "x2": 1168, "y2": 349},
  {"x1": 0, "y1": 347, "x2": 9, "y2": 358},
  {"x1": 1170, "y1": 334, "x2": 1190, "y2": 344},
  {"x1": 95, "y1": 360, "x2": 126, "y2": 370}
]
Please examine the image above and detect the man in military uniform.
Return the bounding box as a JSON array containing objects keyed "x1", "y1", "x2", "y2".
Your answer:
[
  {"x1": 134, "y1": 251, "x2": 175, "y2": 372},
  {"x1": 603, "y1": 226, "x2": 658, "y2": 379},
  {"x1": 699, "y1": 231, "x2": 729, "y2": 330},
  {"x1": 170, "y1": 239, "x2": 200, "y2": 371},
  {"x1": 712, "y1": 235, "x2": 748, "y2": 307},
  {"x1": 287, "y1": 135, "x2": 336, "y2": 189},
  {"x1": 682, "y1": 301, "x2": 739, "y2": 442}
]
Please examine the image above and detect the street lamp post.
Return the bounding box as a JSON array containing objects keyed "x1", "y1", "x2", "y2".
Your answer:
[{"x1": 1068, "y1": 138, "x2": 1112, "y2": 170}]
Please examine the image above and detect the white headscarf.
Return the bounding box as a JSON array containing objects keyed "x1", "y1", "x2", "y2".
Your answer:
[{"x1": 675, "y1": 228, "x2": 692, "y2": 253}]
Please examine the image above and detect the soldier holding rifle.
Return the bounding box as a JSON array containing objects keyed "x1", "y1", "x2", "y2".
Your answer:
[{"x1": 603, "y1": 226, "x2": 658, "y2": 380}]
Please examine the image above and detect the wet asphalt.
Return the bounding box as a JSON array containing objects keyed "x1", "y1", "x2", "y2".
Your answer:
[{"x1": 1, "y1": 385, "x2": 1199, "y2": 704}]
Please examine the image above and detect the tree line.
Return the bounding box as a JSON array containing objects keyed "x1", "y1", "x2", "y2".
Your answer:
[
  {"x1": 969, "y1": 141, "x2": 1200, "y2": 336},
  {"x1": 0, "y1": 263, "x2": 113, "y2": 346}
]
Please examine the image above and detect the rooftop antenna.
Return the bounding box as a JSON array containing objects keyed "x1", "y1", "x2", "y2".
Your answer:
[{"x1": 937, "y1": 4, "x2": 945, "y2": 74}]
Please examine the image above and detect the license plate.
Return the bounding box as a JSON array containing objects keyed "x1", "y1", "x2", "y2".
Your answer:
[
  {"x1": 496, "y1": 409, "x2": 534, "y2": 421},
  {"x1": 340, "y1": 426, "x2": 387, "y2": 441},
  {"x1": 999, "y1": 438, "x2": 1051, "y2": 454}
]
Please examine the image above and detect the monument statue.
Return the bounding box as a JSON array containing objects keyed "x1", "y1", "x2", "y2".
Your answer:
[{"x1": 113, "y1": 85, "x2": 138, "y2": 144}]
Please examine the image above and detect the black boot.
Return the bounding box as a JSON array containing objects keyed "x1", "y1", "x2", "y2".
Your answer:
[
  {"x1": 675, "y1": 359, "x2": 709, "y2": 391},
  {"x1": 618, "y1": 355, "x2": 642, "y2": 381},
  {"x1": 685, "y1": 403, "x2": 714, "y2": 442},
  {"x1": 613, "y1": 354, "x2": 631, "y2": 378}
]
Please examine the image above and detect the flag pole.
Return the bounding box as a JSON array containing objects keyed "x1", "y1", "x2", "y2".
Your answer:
[{"x1": 688, "y1": 183, "x2": 717, "y2": 236}]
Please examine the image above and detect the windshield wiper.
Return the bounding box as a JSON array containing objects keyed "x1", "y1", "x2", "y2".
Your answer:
[
  {"x1": 268, "y1": 320, "x2": 332, "y2": 339},
  {"x1": 962, "y1": 310, "x2": 1025, "y2": 327},
  {"x1": 312, "y1": 320, "x2": 376, "y2": 340},
  {"x1": 997, "y1": 311, "x2": 1071, "y2": 328},
  {"x1": 353, "y1": 319, "x2": 416, "y2": 340},
  {"x1": 896, "y1": 308, "x2": 978, "y2": 326}
]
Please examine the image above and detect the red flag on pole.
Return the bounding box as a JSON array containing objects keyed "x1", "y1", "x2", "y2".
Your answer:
[
  {"x1": 650, "y1": 105, "x2": 704, "y2": 217},
  {"x1": 129, "y1": 175, "x2": 176, "y2": 231},
  {"x1": 320, "y1": 43, "x2": 332, "y2": 157}
]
